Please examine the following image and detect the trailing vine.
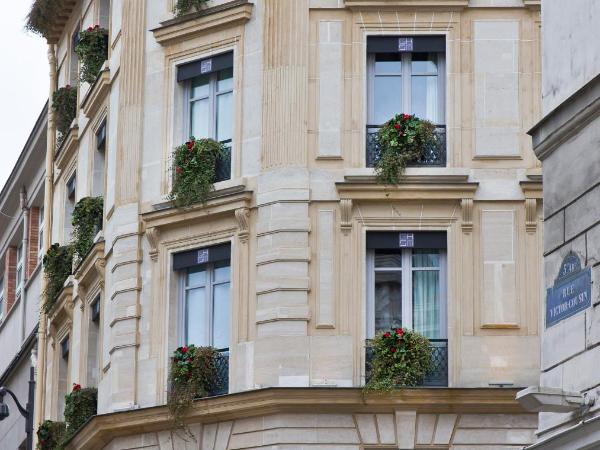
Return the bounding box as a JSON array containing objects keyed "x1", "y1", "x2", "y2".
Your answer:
[
  {"x1": 75, "y1": 25, "x2": 109, "y2": 84},
  {"x1": 26, "y1": 0, "x2": 68, "y2": 39},
  {"x1": 375, "y1": 114, "x2": 436, "y2": 185},
  {"x1": 71, "y1": 196, "x2": 104, "y2": 261},
  {"x1": 168, "y1": 137, "x2": 227, "y2": 208},
  {"x1": 364, "y1": 327, "x2": 432, "y2": 393},
  {"x1": 37, "y1": 420, "x2": 66, "y2": 450},
  {"x1": 42, "y1": 243, "x2": 74, "y2": 313},
  {"x1": 63, "y1": 384, "x2": 97, "y2": 440},
  {"x1": 168, "y1": 345, "x2": 221, "y2": 429},
  {"x1": 174, "y1": 0, "x2": 209, "y2": 16},
  {"x1": 52, "y1": 86, "x2": 77, "y2": 147}
]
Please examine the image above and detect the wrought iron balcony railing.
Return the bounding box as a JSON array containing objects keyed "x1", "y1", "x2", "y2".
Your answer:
[
  {"x1": 365, "y1": 338, "x2": 448, "y2": 387},
  {"x1": 366, "y1": 125, "x2": 447, "y2": 168},
  {"x1": 214, "y1": 139, "x2": 232, "y2": 183},
  {"x1": 208, "y1": 348, "x2": 229, "y2": 396}
]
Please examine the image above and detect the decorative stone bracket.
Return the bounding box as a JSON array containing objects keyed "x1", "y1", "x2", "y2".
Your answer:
[
  {"x1": 146, "y1": 227, "x2": 160, "y2": 261},
  {"x1": 235, "y1": 207, "x2": 250, "y2": 243},
  {"x1": 340, "y1": 199, "x2": 353, "y2": 233},
  {"x1": 461, "y1": 198, "x2": 473, "y2": 233}
]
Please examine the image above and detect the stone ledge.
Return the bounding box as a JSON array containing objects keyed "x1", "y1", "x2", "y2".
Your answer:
[
  {"x1": 54, "y1": 124, "x2": 79, "y2": 174},
  {"x1": 344, "y1": 0, "x2": 468, "y2": 8},
  {"x1": 66, "y1": 387, "x2": 529, "y2": 450},
  {"x1": 81, "y1": 63, "x2": 111, "y2": 119},
  {"x1": 152, "y1": 0, "x2": 253, "y2": 46},
  {"x1": 73, "y1": 239, "x2": 105, "y2": 292}
]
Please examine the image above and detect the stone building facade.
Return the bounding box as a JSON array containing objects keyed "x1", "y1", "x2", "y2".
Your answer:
[
  {"x1": 524, "y1": 1, "x2": 600, "y2": 448},
  {"x1": 31, "y1": 0, "x2": 544, "y2": 449},
  {"x1": 0, "y1": 105, "x2": 47, "y2": 449}
]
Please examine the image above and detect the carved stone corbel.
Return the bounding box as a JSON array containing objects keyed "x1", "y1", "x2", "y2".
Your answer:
[
  {"x1": 235, "y1": 207, "x2": 250, "y2": 243},
  {"x1": 525, "y1": 198, "x2": 538, "y2": 233},
  {"x1": 340, "y1": 199, "x2": 353, "y2": 233},
  {"x1": 461, "y1": 198, "x2": 473, "y2": 233},
  {"x1": 146, "y1": 227, "x2": 160, "y2": 261}
]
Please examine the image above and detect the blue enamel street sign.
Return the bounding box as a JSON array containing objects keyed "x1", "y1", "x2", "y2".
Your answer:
[{"x1": 546, "y1": 253, "x2": 591, "y2": 328}]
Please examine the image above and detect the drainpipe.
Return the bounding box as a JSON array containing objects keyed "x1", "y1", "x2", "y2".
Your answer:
[
  {"x1": 20, "y1": 187, "x2": 29, "y2": 344},
  {"x1": 33, "y1": 44, "x2": 57, "y2": 446}
]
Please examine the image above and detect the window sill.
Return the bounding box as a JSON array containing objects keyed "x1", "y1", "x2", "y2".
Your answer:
[
  {"x1": 46, "y1": 277, "x2": 75, "y2": 328},
  {"x1": 73, "y1": 239, "x2": 106, "y2": 293},
  {"x1": 81, "y1": 62, "x2": 111, "y2": 119},
  {"x1": 54, "y1": 124, "x2": 79, "y2": 175},
  {"x1": 152, "y1": 0, "x2": 253, "y2": 46},
  {"x1": 344, "y1": 0, "x2": 468, "y2": 8}
]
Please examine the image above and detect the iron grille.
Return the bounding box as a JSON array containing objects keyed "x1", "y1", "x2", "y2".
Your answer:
[
  {"x1": 214, "y1": 140, "x2": 232, "y2": 183},
  {"x1": 366, "y1": 125, "x2": 447, "y2": 168},
  {"x1": 208, "y1": 349, "x2": 229, "y2": 396},
  {"x1": 365, "y1": 338, "x2": 448, "y2": 387}
]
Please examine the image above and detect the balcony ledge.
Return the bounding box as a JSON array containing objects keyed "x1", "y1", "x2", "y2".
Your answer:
[
  {"x1": 81, "y1": 63, "x2": 111, "y2": 119},
  {"x1": 47, "y1": 277, "x2": 75, "y2": 328},
  {"x1": 54, "y1": 123, "x2": 79, "y2": 174},
  {"x1": 65, "y1": 387, "x2": 529, "y2": 450},
  {"x1": 73, "y1": 239, "x2": 106, "y2": 292},
  {"x1": 151, "y1": 0, "x2": 253, "y2": 47}
]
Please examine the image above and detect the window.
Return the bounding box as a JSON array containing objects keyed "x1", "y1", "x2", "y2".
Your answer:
[
  {"x1": 87, "y1": 296, "x2": 101, "y2": 386},
  {"x1": 57, "y1": 335, "x2": 70, "y2": 416},
  {"x1": 178, "y1": 52, "x2": 233, "y2": 182},
  {"x1": 16, "y1": 244, "x2": 23, "y2": 298},
  {"x1": 0, "y1": 278, "x2": 4, "y2": 322},
  {"x1": 366, "y1": 232, "x2": 447, "y2": 340},
  {"x1": 98, "y1": 0, "x2": 110, "y2": 29},
  {"x1": 69, "y1": 29, "x2": 80, "y2": 85},
  {"x1": 93, "y1": 121, "x2": 106, "y2": 197},
  {"x1": 174, "y1": 244, "x2": 231, "y2": 350},
  {"x1": 65, "y1": 172, "x2": 77, "y2": 240},
  {"x1": 38, "y1": 207, "x2": 45, "y2": 262}
]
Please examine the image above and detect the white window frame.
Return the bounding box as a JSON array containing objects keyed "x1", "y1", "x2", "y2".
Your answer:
[
  {"x1": 178, "y1": 260, "x2": 231, "y2": 351},
  {"x1": 366, "y1": 248, "x2": 447, "y2": 339},
  {"x1": 16, "y1": 244, "x2": 24, "y2": 298},
  {"x1": 367, "y1": 50, "x2": 446, "y2": 126}
]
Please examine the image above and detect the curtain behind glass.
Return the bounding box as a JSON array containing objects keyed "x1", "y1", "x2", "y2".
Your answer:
[{"x1": 412, "y1": 250, "x2": 440, "y2": 338}]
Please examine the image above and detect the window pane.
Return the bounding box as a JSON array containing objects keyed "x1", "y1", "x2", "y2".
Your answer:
[
  {"x1": 213, "y1": 261, "x2": 231, "y2": 284},
  {"x1": 413, "y1": 270, "x2": 440, "y2": 338},
  {"x1": 411, "y1": 75, "x2": 438, "y2": 122},
  {"x1": 216, "y1": 92, "x2": 233, "y2": 142},
  {"x1": 412, "y1": 249, "x2": 440, "y2": 268},
  {"x1": 190, "y1": 98, "x2": 210, "y2": 138},
  {"x1": 374, "y1": 76, "x2": 402, "y2": 124},
  {"x1": 374, "y1": 271, "x2": 402, "y2": 332},
  {"x1": 375, "y1": 252, "x2": 402, "y2": 268},
  {"x1": 187, "y1": 267, "x2": 207, "y2": 287},
  {"x1": 375, "y1": 54, "x2": 402, "y2": 74},
  {"x1": 217, "y1": 68, "x2": 233, "y2": 92},
  {"x1": 411, "y1": 53, "x2": 438, "y2": 74},
  {"x1": 191, "y1": 75, "x2": 209, "y2": 98},
  {"x1": 186, "y1": 287, "x2": 208, "y2": 346},
  {"x1": 212, "y1": 282, "x2": 230, "y2": 349}
]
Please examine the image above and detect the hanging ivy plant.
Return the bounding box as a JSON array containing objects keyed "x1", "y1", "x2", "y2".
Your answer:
[
  {"x1": 52, "y1": 86, "x2": 77, "y2": 147},
  {"x1": 364, "y1": 327, "x2": 433, "y2": 393},
  {"x1": 75, "y1": 25, "x2": 109, "y2": 84},
  {"x1": 168, "y1": 137, "x2": 227, "y2": 208},
  {"x1": 26, "y1": 0, "x2": 68, "y2": 39},
  {"x1": 37, "y1": 420, "x2": 66, "y2": 450},
  {"x1": 168, "y1": 345, "x2": 221, "y2": 429},
  {"x1": 63, "y1": 384, "x2": 97, "y2": 439},
  {"x1": 174, "y1": 0, "x2": 209, "y2": 16},
  {"x1": 71, "y1": 196, "x2": 104, "y2": 261},
  {"x1": 42, "y1": 243, "x2": 74, "y2": 313},
  {"x1": 375, "y1": 114, "x2": 436, "y2": 185}
]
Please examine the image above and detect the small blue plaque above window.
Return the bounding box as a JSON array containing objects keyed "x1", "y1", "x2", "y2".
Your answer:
[
  {"x1": 546, "y1": 252, "x2": 591, "y2": 328},
  {"x1": 200, "y1": 59, "x2": 212, "y2": 74},
  {"x1": 398, "y1": 37, "x2": 414, "y2": 52},
  {"x1": 399, "y1": 233, "x2": 415, "y2": 248},
  {"x1": 197, "y1": 248, "x2": 209, "y2": 264}
]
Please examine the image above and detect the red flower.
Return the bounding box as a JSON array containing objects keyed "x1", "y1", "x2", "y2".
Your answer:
[
  {"x1": 186, "y1": 141, "x2": 194, "y2": 150},
  {"x1": 396, "y1": 328, "x2": 405, "y2": 337},
  {"x1": 181, "y1": 345, "x2": 188, "y2": 353},
  {"x1": 87, "y1": 26, "x2": 93, "y2": 32},
  {"x1": 393, "y1": 123, "x2": 401, "y2": 130},
  {"x1": 72, "y1": 383, "x2": 81, "y2": 392},
  {"x1": 383, "y1": 332, "x2": 391, "y2": 338},
  {"x1": 390, "y1": 346, "x2": 397, "y2": 353},
  {"x1": 402, "y1": 113, "x2": 411, "y2": 120},
  {"x1": 187, "y1": 357, "x2": 193, "y2": 363},
  {"x1": 176, "y1": 166, "x2": 183, "y2": 175}
]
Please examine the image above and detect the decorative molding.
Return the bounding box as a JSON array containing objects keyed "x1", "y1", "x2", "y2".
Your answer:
[
  {"x1": 47, "y1": 280, "x2": 75, "y2": 331},
  {"x1": 235, "y1": 207, "x2": 250, "y2": 243},
  {"x1": 146, "y1": 227, "x2": 160, "y2": 261},
  {"x1": 152, "y1": 0, "x2": 253, "y2": 46},
  {"x1": 525, "y1": 198, "x2": 538, "y2": 233},
  {"x1": 74, "y1": 241, "x2": 106, "y2": 290},
  {"x1": 81, "y1": 64, "x2": 111, "y2": 119},
  {"x1": 461, "y1": 198, "x2": 473, "y2": 233},
  {"x1": 54, "y1": 124, "x2": 79, "y2": 173},
  {"x1": 344, "y1": 0, "x2": 468, "y2": 7},
  {"x1": 523, "y1": 0, "x2": 541, "y2": 10},
  {"x1": 340, "y1": 199, "x2": 353, "y2": 233}
]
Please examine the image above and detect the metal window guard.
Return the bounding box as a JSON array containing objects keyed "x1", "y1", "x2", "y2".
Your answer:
[
  {"x1": 214, "y1": 140, "x2": 232, "y2": 183},
  {"x1": 208, "y1": 348, "x2": 229, "y2": 396},
  {"x1": 365, "y1": 338, "x2": 449, "y2": 387},
  {"x1": 366, "y1": 125, "x2": 447, "y2": 168}
]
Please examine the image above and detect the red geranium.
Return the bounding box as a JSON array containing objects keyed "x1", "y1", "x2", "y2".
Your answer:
[
  {"x1": 186, "y1": 141, "x2": 194, "y2": 150},
  {"x1": 396, "y1": 327, "x2": 405, "y2": 337},
  {"x1": 181, "y1": 345, "x2": 188, "y2": 354},
  {"x1": 383, "y1": 332, "x2": 391, "y2": 338},
  {"x1": 402, "y1": 113, "x2": 411, "y2": 120},
  {"x1": 390, "y1": 346, "x2": 397, "y2": 353},
  {"x1": 394, "y1": 123, "x2": 401, "y2": 130},
  {"x1": 72, "y1": 383, "x2": 81, "y2": 392},
  {"x1": 175, "y1": 166, "x2": 183, "y2": 175}
]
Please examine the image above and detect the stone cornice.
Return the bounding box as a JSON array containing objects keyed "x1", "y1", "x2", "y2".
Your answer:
[
  {"x1": 529, "y1": 72, "x2": 600, "y2": 161},
  {"x1": 65, "y1": 387, "x2": 528, "y2": 450},
  {"x1": 47, "y1": 278, "x2": 74, "y2": 331},
  {"x1": 81, "y1": 64, "x2": 111, "y2": 119},
  {"x1": 54, "y1": 124, "x2": 79, "y2": 173},
  {"x1": 336, "y1": 175, "x2": 478, "y2": 201},
  {"x1": 344, "y1": 0, "x2": 468, "y2": 9},
  {"x1": 152, "y1": 0, "x2": 253, "y2": 47},
  {"x1": 73, "y1": 240, "x2": 105, "y2": 292}
]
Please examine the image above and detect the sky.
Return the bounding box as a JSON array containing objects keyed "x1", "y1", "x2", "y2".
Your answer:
[{"x1": 0, "y1": 2, "x2": 49, "y2": 191}]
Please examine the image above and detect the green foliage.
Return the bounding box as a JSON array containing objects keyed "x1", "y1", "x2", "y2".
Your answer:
[
  {"x1": 71, "y1": 196, "x2": 103, "y2": 261},
  {"x1": 26, "y1": 0, "x2": 67, "y2": 39},
  {"x1": 375, "y1": 114, "x2": 436, "y2": 185},
  {"x1": 174, "y1": 0, "x2": 209, "y2": 16},
  {"x1": 168, "y1": 345, "x2": 221, "y2": 428},
  {"x1": 168, "y1": 138, "x2": 226, "y2": 208},
  {"x1": 43, "y1": 243, "x2": 74, "y2": 313},
  {"x1": 75, "y1": 26, "x2": 109, "y2": 84},
  {"x1": 52, "y1": 86, "x2": 77, "y2": 147},
  {"x1": 364, "y1": 327, "x2": 433, "y2": 393},
  {"x1": 37, "y1": 420, "x2": 66, "y2": 450},
  {"x1": 63, "y1": 385, "x2": 97, "y2": 439}
]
